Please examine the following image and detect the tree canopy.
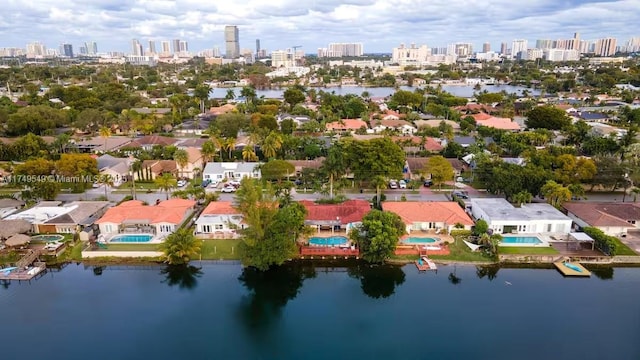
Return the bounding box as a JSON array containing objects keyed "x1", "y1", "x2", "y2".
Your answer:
[
  {"x1": 525, "y1": 106, "x2": 571, "y2": 130},
  {"x1": 350, "y1": 210, "x2": 405, "y2": 263}
]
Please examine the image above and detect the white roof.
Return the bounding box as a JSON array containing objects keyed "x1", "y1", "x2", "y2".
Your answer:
[
  {"x1": 6, "y1": 204, "x2": 78, "y2": 223},
  {"x1": 569, "y1": 232, "x2": 594, "y2": 242},
  {"x1": 471, "y1": 198, "x2": 571, "y2": 222},
  {"x1": 195, "y1": 214, "x2": 243, "y2": 226}
]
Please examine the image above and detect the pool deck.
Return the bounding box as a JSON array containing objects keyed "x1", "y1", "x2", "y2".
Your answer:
[{"x1": 554, "y1": 261, "x2": 591, "y2": 277}]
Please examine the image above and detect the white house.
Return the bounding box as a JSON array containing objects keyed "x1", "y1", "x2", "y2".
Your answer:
[
  {"x1": 470, "y1": 198, "x2": 572, "y2": 235},
  {"x1": 368, "y1": 119, "x2": 417, "y2": 136},
  {"x1": 202, "y1": 162, "x2": 261, "y2": 182},
  {"x1": 194, "y1": 201, "x2": 245, "y2": 239},
  {"x1": 563, "y1": 202, "x2": 640, "y2": 236}
]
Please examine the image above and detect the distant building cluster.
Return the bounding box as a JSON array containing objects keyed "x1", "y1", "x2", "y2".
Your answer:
[{"x1": 317, "y1": 43, "x2": 364, "y2": 57}]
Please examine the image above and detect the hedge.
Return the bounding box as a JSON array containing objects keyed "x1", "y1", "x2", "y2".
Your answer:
[{"x1": 582, "y1": 227, "x2": 617, "y2": 256}]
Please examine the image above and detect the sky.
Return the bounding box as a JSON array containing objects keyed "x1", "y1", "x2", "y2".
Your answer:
[{"x1": 2, "y1": 0, "x2": 639, "y2": 54}]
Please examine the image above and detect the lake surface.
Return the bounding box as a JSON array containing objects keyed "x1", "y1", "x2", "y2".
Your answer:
[
  {"x1": 211, "y1": 84, "x2": 539, "y2": 99},
  {"x1": 2, "y1": 262, "x2": 639, "y2": 360}
]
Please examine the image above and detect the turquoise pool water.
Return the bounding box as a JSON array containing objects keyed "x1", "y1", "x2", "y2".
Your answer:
[
  {"x1": 501, "y1": 236, "x2": 542, "y2": 244},
  {"x1": 110, "y1": 234, "x2": 153, "y2": 243},
  {"x1": 309, "y1": 236, "x2": 348, "y2": 246},
  {"x1": 404, "y1": 237, "x2": 437, "y2": 244}
]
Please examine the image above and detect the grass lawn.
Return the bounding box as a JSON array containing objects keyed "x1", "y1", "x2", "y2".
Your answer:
[
  {"x1": 56, "y1": 242, "x2": 85, "y2": 262},
  {"x1": 498, "y1": 246, "x2": 559, "y2": 255},
  {"x1": 99, "y1": 243, "x2": 160, "y2": 251},
  {"x1": 613, "y1": 238, "x2": 637, "y2": 256},
  {"x1": 389, "y1": 254, "x2": 420, "y2": 261},
  {"x1": 430, "y1": 239, "x2": 495, "y2": 262},
  {"x1": 200, "y1": 239, "x2": 241, "y2": 260}
]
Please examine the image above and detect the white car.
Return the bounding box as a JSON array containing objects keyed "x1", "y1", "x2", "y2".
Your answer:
[
  {"x1": 177, "y1": 180, "x2": 187, "y2": 187},
  {"x1": 389, "y1": 181, "x2": 398, "y2": 189},
  {"x1": 228, "y1": 180, "x2": 241, "y2": 187},
  {"x1": 399, "y1": 180, "x2": 407, "y2": 189},
  {"x1": 221, "y1": 186, "x2": 236, "y2": 193}
]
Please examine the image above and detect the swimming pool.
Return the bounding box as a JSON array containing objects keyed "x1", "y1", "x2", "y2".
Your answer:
[
  {"x1": 309, "y1": 236, "x2": 348, "y2": 246},
  {"x1": 403, "y1": 237, "x2": 437, "y2": 244},
  {"x1": 31, "y1": 234, "x2": 65, "y2": 242},
  {"x1": 501, "y1": 236, "x2": 542, "y2": 245},
  {"x1": 110, "y1": 234, "x2": 153, "y2": 243}
]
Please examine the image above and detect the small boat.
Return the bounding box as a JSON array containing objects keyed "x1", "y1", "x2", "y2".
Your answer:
[
  {"x1": 1, "y1": 267, "x2": 17, "y2": 274},
  {"x1": 563, "y1": 262, "x2": 582, "y2": 273}
]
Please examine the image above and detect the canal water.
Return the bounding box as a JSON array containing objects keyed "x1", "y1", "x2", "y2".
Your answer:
[
  {"x1": 1, "y1": 262, "x2": 638, "y2": 360},
  {"x1": 211, "y1": 84, "x2": 539, "y2": 99}
]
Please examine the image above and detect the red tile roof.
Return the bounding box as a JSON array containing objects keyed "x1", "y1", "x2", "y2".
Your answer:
[
  {"x1": 201, "y1": 201, "x2": 240, "y2": 215},
  {"x1": 382, "y1": 201, "x2": 474, "y2": 226},
  {"x1": 300, "y1": 199, "x2": 371, "y2": 224},
  {"x1": 96, "y1": 199, "x2": 195, "y2": 225},
  {"x1": 563, "y1": 202, "x2": 640, "y2": 227},
  {"x1": 472, "y1": 113, "x2": 521, "y2": 130},
  {"x1": 326, "y1": 119, "x2": 368, "y2": 131}
]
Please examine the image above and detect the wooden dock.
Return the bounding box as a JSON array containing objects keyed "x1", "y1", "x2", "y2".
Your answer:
[
  {"x1": 0, "y1": 262, "x2": 46, "y2": 281},
  {"x1": 554, "y1": 261, "x2": 591, "y2": 277},
  {"x1": 415, "y1": 256, "x2": 437, "y2": 271}
]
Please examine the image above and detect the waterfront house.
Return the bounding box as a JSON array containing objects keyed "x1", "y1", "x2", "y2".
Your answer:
[
  {"x1": 194, "y1": 201, "x2": 244, "y2": 239},
  {"x1": 96, "y1": 199, "x2": 195, "y2": 235},
  {"x1": 300, "y1": 199, "x2": 371, "y2": 233},
  {"x1": 563, "y1": 202, "x2": 640, "y2": 236},
  {"x1": 6, "y1": 201, "x2": 110, "y2": 234},
  {"x1": 470, "y1": 198, "x2": 572, "y2": 235},
  {"x1": 202, "y1": 162, "x2": 261, "y2": 183},
  {"x1": 382, "y1": 201, "x2": 474, "y2": 233}
]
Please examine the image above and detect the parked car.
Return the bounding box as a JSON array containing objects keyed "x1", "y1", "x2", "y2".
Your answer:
[
  {"x1": 221, "y1": 185, "x2": 236, "y2": 193},
  {"x1": 177, "y1": 180, "x2": 187, "y2": 187},
  {"x1": 389, "y1": 180, "x2": 398, "y2": 189},
  {"x1": 452, "y1": 191, "x2": 469, "y2": 199},
  {"x1": 228, "y1": 180, "x2": 241, "y2": 188},
  {"x1": 423, "y1": 180, "x2": 433, "y2": 187},
  {"x1": 294, "y1": 178, "x2": 303, "y2": 186},
  {"x1": 398, "y1": 180, "x2": 407, "y2": 189}
]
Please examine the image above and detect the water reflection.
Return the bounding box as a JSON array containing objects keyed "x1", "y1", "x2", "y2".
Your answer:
[
  {"x1": 590, "y1": 267, "x2": 614, "y2": 280},
  {"x1": 348, "y1": 263, "x2": 406, "y2": 299},
  {"x1": 448, "y1": 265, "x2": 462, "y2": 285},
  {"x1": 160, "y1": 265, "x2": 202, "y2": 290},
  {"x1": 237, "y1": 263, "x2": 316, "y2": 330},
  {"x1": 92, "y1": 266, "x2": 104, "y2": 276},
  {"x1": 1, "y1": 279, "x2": 9, "y2": 290},
  {"x1": 475, "y1": 266, "x2": 500, "y2": 281}
]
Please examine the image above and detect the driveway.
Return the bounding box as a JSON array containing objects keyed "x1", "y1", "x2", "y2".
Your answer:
[{"x1": 620, "y1": 232, "x2": 640, "y2": 254}]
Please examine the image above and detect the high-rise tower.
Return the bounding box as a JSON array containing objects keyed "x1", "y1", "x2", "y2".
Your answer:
[{"x1": 225, "y1": 26, "x2": 240, "y2": 59}]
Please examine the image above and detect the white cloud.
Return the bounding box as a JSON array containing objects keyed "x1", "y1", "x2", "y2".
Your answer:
[{"x1": 1, "y1": 0, "x2": 639, "y2": 53}]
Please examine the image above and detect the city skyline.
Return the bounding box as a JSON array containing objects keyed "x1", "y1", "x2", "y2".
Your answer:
[{"x1": 1, "y1": 0, "x2": 639, "y2": 54}]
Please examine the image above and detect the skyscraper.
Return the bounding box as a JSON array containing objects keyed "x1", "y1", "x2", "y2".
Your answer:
[
  {"x1": 179, "y1": 40, "x2": 188, "y2": 53},
  {"x1": 148, "y1": 40, "x2": 156, "y2": 54},
  {"x1": 594, "y1": 38, "x2": 617, "y2": 57},
  {"x1": 60, "y1": 43, "x2": 73, "y2": 57},
  {"x1": 26, "y1": 41, "x2": 46, "y2": 58},
  {"x1": 161, "y1": 41, "x2": 170, "y2": 54},
  {"x1": 85, "y1": 41, "x2": 98, "y2": 55},
  {"x1": 535, "y1": 39, "x2": 554, "y2": 49},
  {"x1": 172, "y1": 39, "x2": 181, "y2": 54},
  {"x1": 131, "y1": 39, "x2": 143, "y2": 56},
  {"x1": 511, "y1": 39, "x2": 528, "y2": 59},
  {"x1": 500, "y1": 42, "x2": 508, "y2": 55},
  {"x1": 256, "y1": 39, "x2": 260, "y2": 55},
  {"x1": 225, "y1": 25, "x2": 240, "y2": 59},
  {"x1": 482, "y1": 42, "x2": 491, "y2": 53}
]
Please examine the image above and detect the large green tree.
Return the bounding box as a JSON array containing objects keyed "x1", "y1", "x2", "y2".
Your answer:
[
  {"x1": 525, "y1": 106, "x2": 571, "y2": 130},
  {"x1": 350, "y1": 210, "x2": 405, "y2": 263},
  {"x1": 426, "y1": 155, "x2": 455, "y2": 191},
  {"x1": 235, "y1": 178, "x2": 307, "y2": 271}
]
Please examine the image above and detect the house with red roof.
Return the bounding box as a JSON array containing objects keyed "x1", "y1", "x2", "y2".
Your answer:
[
  {"x1": 472, "y1": 113, "x2": 521, "y2": 131},
  {"x1": 325, "y1": 119, "x2": 368, "y2": 134},
  {"x1": 563, "y1": 202, "x2": 640, "y2": 237},
  {"x1": 300, "y1": 199, "x2": 371, "y2": 232},
  {"x1": 96, "y1": 199, "x2": 195, "y2": 236},
  {"x1": 194, "y1": 201, "x2": 244, "y2": 239},
  {"x1": 382, "y1": 201, "x2": 474, "y2": 233}
]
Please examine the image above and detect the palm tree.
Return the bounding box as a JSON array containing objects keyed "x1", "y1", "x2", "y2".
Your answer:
[
  {"x1": 224, "y1": 137, "x2": 236, "y2": 160},
  {"x1": 541, "y1": 180, "x2": 571, "y2": 208},
  {"x1": 159, "y1": 228, "x2": 201, "y2": 265},
  {"x1": 201, "y1": 139, "x2": 217, "y2": 163},
  {"x1": 242, "y1": 146, "x2": 258, "y2": 162},
  {"x1": 371, "y1": 175, "x2": 387, "y2": 209},
  {"x1": 173, "y1": 149, "x2": 189, "y2": 178},
  {"x1": 225, "y1": 89, "x2": 236, "y2": 101},
  {"x1": 262, "y1": 132, "x2": 283, "y2": 159},
  {"x1": 154, "y1": 173, "x2": 178, "y2": 200},
  {"x1": 512, "y1": 191, "x2": 532, "y2": 207},
  {"x1": 99, "y1": 126, "x2": 111, "y2": 153},
  {"x1": 98, "y1": 174, "x2": 114, "y2": 200}
]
